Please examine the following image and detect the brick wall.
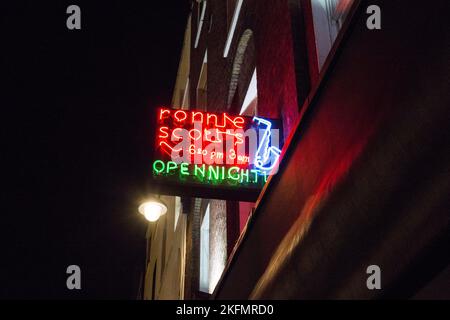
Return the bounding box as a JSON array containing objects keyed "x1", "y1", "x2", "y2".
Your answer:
[{"x1": 186, "y1": 0, "x2": 312, "y2": 297}]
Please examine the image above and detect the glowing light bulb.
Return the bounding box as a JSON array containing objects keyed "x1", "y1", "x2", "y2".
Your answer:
[
  {"x1": 139, "y1": 199, "x2": 167, "y2": 222},
  {"x1": 143, "y1": 203, "x2": 162, "y2": 222}
]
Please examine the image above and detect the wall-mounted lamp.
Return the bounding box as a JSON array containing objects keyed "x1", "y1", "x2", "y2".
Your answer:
[{"x1": 138, "y1": 197, "x2": 167, "y2": 222}]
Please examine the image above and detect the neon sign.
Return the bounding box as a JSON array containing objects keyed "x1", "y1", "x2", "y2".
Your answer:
[
  {"x1": 253, "y1": 117, "x2": 282, "y2": 172},
  {"x1": 151, "y1": 107, "x2": 282, "y2": 198},
  {"x1": 153, "y1": 161, "x2": 268, "y2": 184}
]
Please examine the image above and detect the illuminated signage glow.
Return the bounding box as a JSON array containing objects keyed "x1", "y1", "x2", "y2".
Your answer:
[
  {"x1": 152, "y1": 160, "x2": 268, "y2": 184},
  {"x1": 151, "y1": 107, "x2": 282, "y2": 196},
  {"x1": 253, "y1": 117, "x2": 282, "y2": 172}
]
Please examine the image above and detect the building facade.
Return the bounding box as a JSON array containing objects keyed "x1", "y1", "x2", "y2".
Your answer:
[{"x1": 143, "y1": 0, "x2": 450, "y2": 299}]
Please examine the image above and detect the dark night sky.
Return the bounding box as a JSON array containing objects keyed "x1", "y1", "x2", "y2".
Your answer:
[{"x1": 2, "y1": 1, "x2": 190, "y2": 298}]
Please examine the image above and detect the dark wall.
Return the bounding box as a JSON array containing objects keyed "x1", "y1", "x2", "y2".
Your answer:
[
  {"x1": 187, "y1": 0, "x2": 309, "y2": 297},
  {"x1": 215, "y1": 0, "x2": 450, "y2": 299}
]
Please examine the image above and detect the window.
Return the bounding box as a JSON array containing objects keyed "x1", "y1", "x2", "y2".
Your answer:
[
  {"x1": 239, "y1": 68, "x2": 257, "y2": 116},
  {"x1": 199, "y1": 204, "x2": 210, "y2": 293},
  {"x1": 223, "y1": 0, "x2": 243, "y2": 57},
  {"x1": 226, "y1": 0, "x2": 238, "y2": 30},
  {"x1": 174, "y1": 196, "x2": 182, "y2": 231},
  {"x1": 208, "y1": 200, "x2": 227, "y2": 293},
  {"x1": 310, "y1": 0, "x2": 353, "y2": 70},
  {"x1": 181, "y1": 79, "x2": 190, "y2": 109},
  {"x1": 196, "y1": 51, "x2": 208, "y2": 110},
  {"x1": 198, "y1": 200, "x2": 227, "y2": 294},
  {"x1": 194, "y1": 0, "x2": 207, "y2": 48}
]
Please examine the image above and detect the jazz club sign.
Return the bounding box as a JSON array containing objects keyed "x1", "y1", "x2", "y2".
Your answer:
[{"x1": 150, "y1": 107, "x2": 282, "y2": 201}]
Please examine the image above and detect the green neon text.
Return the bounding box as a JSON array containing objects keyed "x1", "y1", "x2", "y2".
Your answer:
[{"x1": 152, "y1": 160, "x2": 266, "y2": 185}]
